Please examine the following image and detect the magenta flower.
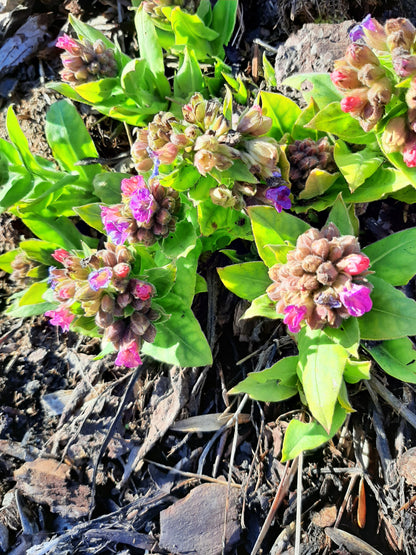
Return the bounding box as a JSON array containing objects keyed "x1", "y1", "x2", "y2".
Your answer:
[
  {"x1": 88, "y1": 267, "x2": 113, "y2": 291},
  {"x1": 101, "y1": 205, "x2": 130, "y2": 245},
  {"x1": 403, "y1": 140, "x2": 416, "y2": 168},
  {"x1": 339, "y1": 284, "x2": 372, "y2": 317},
  {"x1": 55, "y1": 34, "x2": 80, "y2": 55},
  {"x1": 337, "y1": 253, "x2": 370, "y2": 275},
  {"x1": 45, "y1": 305, "x2": 75, "y2": 332},
  {"x1": 265, "y1": 186, "x2": 292, "y2": 213},
  {"x1": 131, "y1": 280, "x2": 154, "y2": 300},
  {"x1": 113, "y1": 263, "x2": 131, "y2": 279},
  {"x1": 51, "y1": 248, "x2": 70, "y2": 264},
  {"x1": 283, "y1": 305, "x2": 307, "y2": 333},
  {"x1": 130, "y1": 187, "x2": 157, "y2": 224},
  {"x1": 121, "y1": 175, "x2": 145, "y2": 196},
  {"x1": 115, "y1": 340, "x2": 142, "y2": 367}
]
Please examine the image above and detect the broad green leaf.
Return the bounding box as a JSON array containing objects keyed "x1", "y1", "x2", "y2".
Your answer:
[
  {"x1": 229, "y1": 356, "x2": 298, "y2": 402},
  {"x1": 259, "y1": 92, "x2": 301, "y2": 141},
  {"x1": 305, "y1": 102, "x2": 377, "y2": 145},
  {"x1": 197, "y1": 201, "x2": 252, "y2": 240},
  {"x1": 160, "y1": 165, "x2": 201, "y2": 192},
  {"x1": 93, "y1": 172, "x2": 126, "y2": 204},
  {"x1": 334, "y1": 140, "x2": 384, "y2": 192},
  {"x1": 0, "y1": 137, "x2": 21, "y2": 165},
  {"x1": 71, "y1": 315, "x2": 101, "y2": 338},
  {"x1": 324, "y1": 316, "x2": 360, "y2": 358},
  {"x1": 343, "y1": 359, "x2": 371, "y2": 384},
  {"x1": 283, "y1": 73, "x2": 343, "y2": 110},
  {"x1": 161, "y1": 220, "x2": 197, "y2": 259},
  {"x1": 45, "y1": 100, "x2": 101, "y2": 182},
  {"x1": 297, "y1": 328, "x2": 348, "y2": 432},
  {"x1": 281, "y1": 404, "x2": 347, "y2": 461},
  {"x1": 143, "y1": 265, "x2": 176, "y2": 300},
  {"x1": 19, "y1": 239, "x2": 57, "y2": 265},
  {"x1": 346, "y1": 166, "x2": 410, "y2": 203},
  {"x1": 242, "y1": 294, "x2": 280, "y2": 320},
  {"x1": 298, "y1": 169, "x2": 339, "y2": 200},
  {"x1": 210, "y1": 159, "x2": 258, "y2": 184},
  {"x1": 6, "y1": 299, "x2": 57, "y2": 318},
  {"x1": 0, "y1": 249, "x2": 20, "y2": 273},
  {"x1": 366, "y1": 337, "x2": 416, "y2": 383},
  {"x1": 142, "y1": 293, "x2": 212, "y2": 367},
  {"x1": 195, "y1": 274, "x2": 208, "y2": 294},
  {"x1": 74, "y1": 78, "x2": 120, "y2": 103},
  {"x1": 262, "y1": 53, "x2": 277, "y2": 88},
  {"x1": 73, "y1": 203, "x2": 104, "y2": 234},
  {"x1": 292, "y1": 98, "x2": 320, "y2": 141},
  {"x1": 217, "y1": 261, "x2": 270, "y2": 301},
  {"x1": 326, "y1": 194, "x2": 356, "y2": 236},
  {"x1": 358, "y1": 275, "x2": 416, "y2": 340},
  {"x1": 362, "y1": 228, "x2": 416, "y2": 286},
  {"x1": 248, "y1": 205, "x2": 310, "y2": 267},
  {"x1": 170, "y1": 7, "x2": 218, "y2": 60},
  {"x1": 21, "y1": 215, "x2": 97, "y2": 250},
  {"x1": 174, "y1": 47, "x2": 205, "y2": 99},
  {"x1": 0, "y1": 169, "x2": 33, "y2": 212},
  {"x1": 376, "y1": 131, "x2": 416, "y2": 188},
  {"x1": 337, "y1": 381, "x2": 355, "y2": 412},
  {"x1": 19, "y1": 281, "x2": 49, "y2": 306},
  {"x1": 210, "y1": 0, "x2": 238, "y2": 57},
  {"x1": 171, "y1": 238, "x2": 201, "y2": 307}
]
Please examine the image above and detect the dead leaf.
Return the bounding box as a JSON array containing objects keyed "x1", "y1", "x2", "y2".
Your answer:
[
  {"x1": 170, "y1": 412, "x2": 250, "y2": 433},
  {"x1": 311, "y1": 505, "x2": 337, "y2": 528},
  {"x1": 325, "y1": 527, "x2": 384, "y2": 555}
]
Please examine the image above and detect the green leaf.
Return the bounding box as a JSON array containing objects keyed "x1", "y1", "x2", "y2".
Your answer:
[
  {"x1": 170, "y1": 238, "x2": 201, "y2": 307},
  {"x1": 93, "y1": 172, "x2": 126, "y2": 204},
  {"x1": 262, "y1": 53, "x2": 277, "y2": 88},
  {"x1": 305, "y1": 102, "x2": 376, "y2": 145},
  {"x1": 334, "y1": 140, "x2": 384, "y2": 192},
  {"x1": 0, "y1": 249, "x2": 20, "y2": 273},
  {"x1": 142, "y1": 293, "x2": 212, "y2": 367},
  {"x1": 170, "y1": 7, "x2": 218, "y2": 60},
  {"x1": 343, "y1": 359, "x2": 371, "y2": 384},
  {"x1": 197, "y1": 201, "x2": 252, "y2": 239},
  {"x1": 337, "y1": 381, "x2": 355, "y2": 412},
  {"x1": 217, "y1": 261, "x2": 270, "y2": 301},
  {"x1": 74, "y1": 78, "x2": 120, "y2": 103},
  {"x1": 366, "y1": 337, "x2": 416, "y2": 383},
  {"x1": 21, "y1": 215, "x2": 98, "y2": 250},
  {"x1": 174, "y1": 47, "x2": 205, "y2": 99},
  {"x1": 292, "y1": 99, "x2": 320, "y2": 141},
  {"x1": 6, "y1": 299, "x2": 57, "y2": 318},
  {"x1": 358, "y1": 275, "x2": 416, "y2": 340},
  {"x1": 19, "y1": 281, "x2": 49, "y2": 306},
  {"x1": 71, "y1": 315, "x2": 102, "y2": 338},
  {"x1": 283, "y1": 73, "x2": 343, "y2": 110},
  {"x1": 160, "y1": 165, "x2": 201, "y2": 192},
  {"x1": 242, "y1": 294, "x2": 280, "y2": 320},
  {"x1": 297, "y1": 328, "x2": 348, "y2": 432},
  {"x1": 259, "y1": 92, "x2": 301, "y2": 141},
  {"x1": 248, "y1": 205, "x2": 310, "y2": 267},
  {"x1": 19, "y1": 239, "x2": 57, "y2": 265},
  {"x1": 210, "y1": 0, "x2": 238, "y2": 57},
  {"x1": 281, "y1": 404, "x2": 347, "y2": 461},
  {"x1": 161, "y1": 220, "x2": 197, "y2": 259},
  {"x1": 45, "y1": 100, "x2": 101, "y2": 182},
  {"x1": 145, "y1": 265, "x2": 176, "y2": 299},
  {"x1": 0, "y1": 137, "x2": 22, "y2": 165},
  {"x1": 326, "y1": 194, "x2": 356, "y2": 236},
  {"x1": 73, "y1": 203, "x2": 104, "y2": 234},
  {"x1": 362, "y1": 227, "x2": 416, "y2": 286},
  {"x1": 323, "y1": 316, "x2": 360, "y2": 358},
  {"x1": 0, "y1": 168, "x2": 33, "y2": 212},
  {"x1": 229, "y1": 356, "x2": 299, "y2": 402},
  {"x1": 298, "y1": 169, "x2": 339, "y2": 200},
  {"x1": 345, "y1": 166, "x2": 410, "y2": 203}
]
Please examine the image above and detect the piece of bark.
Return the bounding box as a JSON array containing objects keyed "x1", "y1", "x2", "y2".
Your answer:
[{"x1": 159, "y1": 483, "x2": 241, "y2": 555}]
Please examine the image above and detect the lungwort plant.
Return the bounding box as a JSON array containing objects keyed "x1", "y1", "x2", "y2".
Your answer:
[{"x1": 218, "y1": 196, "x2": 416, "y2": 460}]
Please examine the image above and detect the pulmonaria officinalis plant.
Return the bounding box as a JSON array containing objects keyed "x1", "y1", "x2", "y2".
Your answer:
[{"x1": 218, "y1": 196, "x2": 416, "y2": 460}]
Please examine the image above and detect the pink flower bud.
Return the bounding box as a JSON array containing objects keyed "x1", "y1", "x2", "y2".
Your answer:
[
  {"x1": 330, "y1": 68, "x2": 361, "y2": 90},
  {"x1": 337, "y1": 254, "x2": 370, "y2": 275},
  {"x1": 56, "y1": 34, "x2": 81, "y2": 55},
  {"x1": 340, "y1": 90, "x2": 368, "y2": 114},
  {"x1": 345, "y1": 43, "x2": 380, "y2": 69},
  {"x1": 403, "y1": 137, "x2": 416, "y2": 167},
  {"x1": 283, "y1": 305, "x2": 307, "y2": 333},
  {"x1": 131, "y1": 279, "x2": 154, "y2": 301},
  {"x1": 113, "y1": 263, "x2": 131, "y2": 279},
  {"x1": 51, "y1": 248, "x2": 70, "y2": 264}
]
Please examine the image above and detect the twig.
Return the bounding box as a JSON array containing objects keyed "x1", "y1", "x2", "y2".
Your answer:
[
  {"x1": 369, "y1": 375, "x2": 416, "y2": 431},
  {"x1": 253, "y1": 38, "x2": 280, "y2": 54},
  {"x1": 334, "y1": 473, "x2": 359, "y2": 528},
  {"x1": 221, "y1": 415, "x2": 240, "y2": 555},
  {"x1": 294, "y1": 451, "x2": 304, "y2": 554}
]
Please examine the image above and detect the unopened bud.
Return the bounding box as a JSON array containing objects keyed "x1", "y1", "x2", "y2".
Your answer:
[
  {"x1": 142, "y1": 323, "x2": 157, "y2": 343},
  {"x1": 382, "y1": 117, "x2": 408, "y2": 152},
  {"x1": 403, "y1": 134, "x2": 416, "y2": 167},
  {"x1": 393, "y1": 52, "x2": 416, "y2": 78},
  {"x1": 209, "y1": 186, "x2": 236, "y2": 208},
  {"x1": 345, "y1": 43, "x2": 380, "y2": 69},
  {"x1": 302, "y1": 255, "x2": 323, "y2": 273},
  {"x1": 117, "y1": 292, "x2": 132, "y2": 308},
  {"x1": 316, "y1": 261, "x2": 338, "y2": 285},
  {"x1": 104, "y1": 320, "x2": 126, "y2": 348},
  {"x1": 130, "y1": 312, "x2": 151, "y2": 335},
  {"x1": 367, "y1": 78, "x2": 392, "y2": 106},
  {"x1": 95, "y1": 308, "x2": 114, "y2": 328},
  {"x1": 330, "y1": 67, "x2": 361, "y2": 90},
  {"x1": 113, "y1": 262, "x2": 131, "y2": 278},
  {"x1": 311, "y1": 238, "x2": 330, "y2": 259},
  {"x1": 336, "y1": 253, "x2": 370, "y2": 275},
  {"x1": 101, "y1": 294, "x2": 115, "y2": 313},
  {"x1": 194, "y1": 150, "x2": 216, "y2": 176},
  {"x1": 385, "y1": 18, "x2": 416, "y2": 50},
  {"x1": 362, "y1": 17, "x2": 388, "y2": 51},
  {"x1": 357, "y1": 63, "x2": 385, "y2": 86},
  {"x1": 340, "y1": 89, "x2": 368, "y2": 115}
]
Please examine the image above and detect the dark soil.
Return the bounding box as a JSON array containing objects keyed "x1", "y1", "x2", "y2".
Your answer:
[{"x1": 2, "y1": 1, "x2": 416, "y2": 554}]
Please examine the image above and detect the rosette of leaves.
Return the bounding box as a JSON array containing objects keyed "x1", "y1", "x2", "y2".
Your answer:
[{"x1": 218, "y1": 196, "x2": 416, "y2": 460}]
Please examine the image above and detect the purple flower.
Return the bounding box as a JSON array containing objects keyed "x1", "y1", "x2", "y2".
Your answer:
[
  {"x1": 115, "y1": 340, "x2": 142, "y2": 367},
  {"x1": 121, "y1": 175, "x2": 145, "y2": 197},
  {"x1": 339, "y1": 284, "x2": 372, "y2": 317},
  {"x1": 147, "y1": 147, "x2": 161, "y2": 179},
  {"x1": 88, "y1": 267, "x2": 113, "y2": 291},
  {"x1": 283, "y1": 305, "x2": 307, "y2": 333},
  {"x1": 130, "y1": 187, "x2": 157, "y2": 224},
  {"x1": 265, "y1": 186, "x2": 292, "y2": 213},
  {"x1": 101, "y1": 205, "x2": 129, "y2": 245},
  {"x1": 349, "y1": 24, "x2": 365, "y2": 42},
  {"x1": 45, "y1": 305, "x2": 75, "y2": 332}
]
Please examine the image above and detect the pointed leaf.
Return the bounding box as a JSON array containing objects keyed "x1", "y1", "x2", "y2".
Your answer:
[
  {"x1": 326, "y1": 194, "x2": 356, "y2": 236},
  {"x1": 259, "y1": 92, "x2": 301, "y2": 141},
  {"x1": 334, "y1": 140, "x2": 383, "y2": 192},
  {"x1": 283, "y1": 73, "x2": 343, "y2": 110},
  {"x1": 217, "y1": 261, "x2": 270, "y2": 301},
  {"x1": 210, "y1": 0, "x2": 238, "y2": 57},
  {"x1": 298, "y1": 169, "x2": 339, "y2": 200},
  {"x1": 242, "y1": 294, "x2": 280, "y2": 320},
  {"x1": 366, "y1": 337, "x2": 416, "y2": 383},
  {"x1": 343, "y1": 359, "x2": 371, "y2": 384}
]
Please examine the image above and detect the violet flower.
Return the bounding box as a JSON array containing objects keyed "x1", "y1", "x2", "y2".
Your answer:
[
  {"x1": 101, "y1": 205, "x2": 129, "y2": 245},
  {"x1": 45, "y1": 305, "x2": 75, "y2": 332},
  {"x1": 349, "y1": 14, "x2": 372, "y2": 41},
  {"x1": 283, "y1": 305, "x2": 307, "y2": 333},
  {"x1": 115, "y1": 340, "x2": 142, "y2": 367},
  {"x1": 130, "y1": 187, "x2": 157, "y2": 224},
  {"x1": 88, "y1": 267, "x2": 113, "y2": 291},
  {"x1": 265, "y1": 186, "x2": 292, "y2": 213},
  {"x1": 339, "y1": 284, "x2": 372, "y2": 317}
]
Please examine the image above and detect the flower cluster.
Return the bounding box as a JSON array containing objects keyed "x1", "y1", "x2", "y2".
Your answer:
[
  {"x1": 101, "y1": 175, "x2": 181, "y2": 247},
  {"x1": 142, "y1": 0, "x2": 199, "y2": 20},
  {"x1": 285, "y1": 137, "x2": 337, "y2": 194},
  {"x1": 266, "y1": 223, "x2": 373, "y2": 332},
  {"x1": 131, "y1": 94, "x2": 282, "y2": 197},
  {"x1": 45, "y1": 244, "x2": 159, "y2": 367},
  {"x1": 56, "y1": 34, "x2": 117, "y2": 84}
]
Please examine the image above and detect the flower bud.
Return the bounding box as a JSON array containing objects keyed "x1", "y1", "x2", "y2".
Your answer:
[
  {"x1": 367, "y1": 78, "x2": 392, "y2": 106},
  {"x1": 95, "y1": 308, "x2": 114, "y2": 328},
  {"x1": 237, "y1": 105, "x2": 272, "y2": 136},
  {"x1": 361, "y1": 17, "x2": 388, "y2": 51},
  {"x1": 101, "y1": 294, "x2": 115, "y2": 313},
  {"x1": 194, "y1": 150, "x2": 216, "y2": 175},
  {"x1": 113, "y1": 262, "x2": 131, "y2": 279},
  {"x1": 117, "y1": 292, "x2": 132, "y2": 309},
  {"x1": 302, "y1": 255, "x2": 322, "y2": 273},
  {"x1": 393, "y1": 52, "x2": 416, "y2": 78},
  {"x1": 382, "y1": 117, "x2": 408, "y2": 152},
  {"x1": 345, "y1": 43, "x2": 380, "y2": 69},
  {"x1": 336, "y1": 253, "x2": 370, "y2": 275},
  {"x1": 340, "y1": 89, "x2": 369, "y2": 115},
  {"x1": 385, "y1": 18, "x2": 416, "y2": 50},
  {"x1": 316, "y1": 262, "x2": 338, "y2": 285},
  {"x1": 403, "y1": 135, "x2": 416, "y2": 167},
  {"x1": 130, "y1": 312, "x2": 151, "y2": 335},
  {"x1": 330, "y1": 67, "x2": 362, "y2": 90},
  {"x1": 155, "y1": 142, "x2": 179, "y2": 164},
  {"x1": 310, "y1": 238, "x2": 330, "y2": 259},
  {"x1": 210, "y1": 186, "x2": 236, "y2": 208},
  {"x1": 357, "y1": 63, "x2": 385, "y2": 86},
  {"x1": 142, "y1": 323, "x2": 157, "y2": 343}
]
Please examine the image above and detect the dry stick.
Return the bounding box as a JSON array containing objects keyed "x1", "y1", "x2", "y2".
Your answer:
[
  {"x1": 221, "y1": 416, "x2": 241, "y2": 555},
  {"x1": 89, "y1": 364, "x2": 144, "y2": 517},
  {"x1": 369, "y1": 375, "x2": 416, "y2": 431},
  {"x1": 334, "y1": 473, "x2": 360, "y2": 528},
  {"x1": 294, "y1": 451, "x2": 304, "y2": 555},
  {"x1": 250, "y1": 460, "x2": 293, "y2": 555}
]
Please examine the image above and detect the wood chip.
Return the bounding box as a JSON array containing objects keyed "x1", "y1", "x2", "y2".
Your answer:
[
  {"x1": 159, "y1": 483, "x2": 241, "y2": 555},
  {"x1": 397, "y1": 447, "x2": 416, "y2": 486},
  {"x1": 311, "y1": 504, "x2": 337, "y2": 528}
]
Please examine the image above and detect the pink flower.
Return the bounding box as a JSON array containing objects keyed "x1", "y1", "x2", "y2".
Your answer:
[
  {"x1": 403, "y1": 140, "x2": 416, "y2": 168},
  {"x1": 340, "y1": 94, "x2": 367, "y2": 113},
  {"x1": 55, "y1": 34, "x2": 80, "y2": 55},
  {"x1": 121, "y1": 175, "x2": 145, "y2": 196},
  {"x1": 115, "y1": 340, "x2": 142, "y2": 367},
  {"x1": 88, "y1": 267, "x2": 113, "y2": 291},
  {"x1": 339, "y1": 284, "x2": 372, "y2": 317},
  {"x1": 283, "y1": 305, "x2": 307, "y2": 333},
  {"x1": 131, "y1": 279, "x2": 154, "y2": 300},
  {"x1": 45, "y1": 305, "x2": 75, "y2": 332},
  {"x1": 113, "y1": 263, "x2": 131, "y2": 279},
  {"x1": 101, "y1": 205, "x2": 130, "y2": 245},
  {"x1": 337, "y1": 254, "x2": 370, "y2": 275},
  {"x1": 130, "y1": 187, "x2": 157, "y2": 224},
  {"x1": 51, "y1": 249, "x2": 70, "y2": 264},
  {"x1": 265, "y1": 186, "x2": 292, "y2": 213}
]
